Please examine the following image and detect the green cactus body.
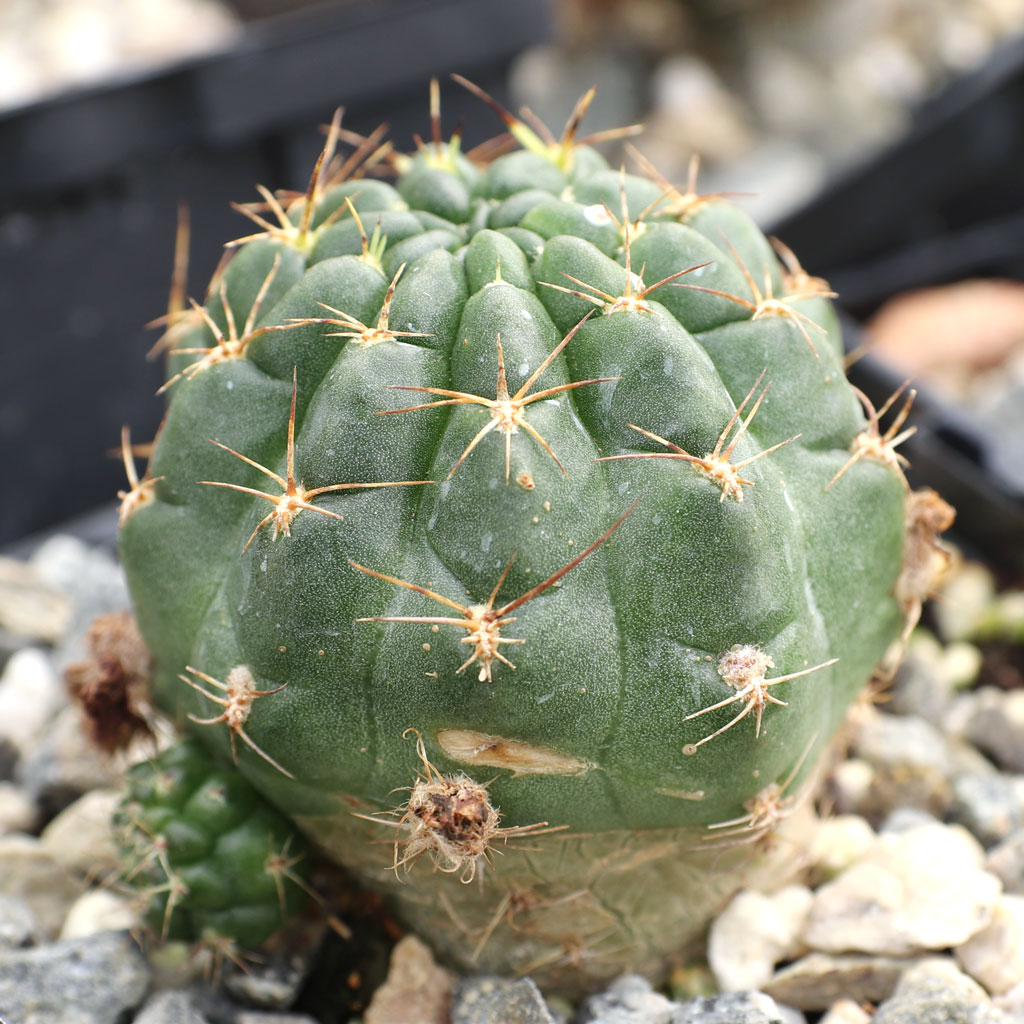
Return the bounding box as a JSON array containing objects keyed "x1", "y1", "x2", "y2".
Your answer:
[{"x1": 119, "y1": 85, "x2": 911, "y2": 989}]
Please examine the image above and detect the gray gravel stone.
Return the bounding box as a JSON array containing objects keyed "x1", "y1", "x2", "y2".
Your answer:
[
  {"x1": 671, "y1": 991, "x2": 798, "y2": 1024},
  {"x1": 872, "y1": 957, "x2": 1012, "y2": 1024},
  {"x1": 0, "y1": 893, "x2": 40, "y2": 949},
  {"x1": 948, "y1": 773, "x2": 1024, "y2": 848},
  {"x1": 763, "y1": 952, "x2": 921, "y2": 1011},
  {"x1": 29, "y1": 534, "x2": 129, "y2": 667},
  {"x1": 0, "y1": 929, "x2": 151, "y2": 1024},
  {"x1": 577, "y1": 975, "x2": 675, "y2": 1023},
  {"x1": 577, "y1": 976, "x2": 797, "y2": 1024},
  {"x1": 452, "y1": 975, "x2": 555, "y2": 1023},
  {"x1": 987, "y1": 829, "x2": 1024, "y2": 894},
  {"x1": 133, "y1": 989, "x2": 210, "y2": 1024},
  {"x1": 946, "y1": 688, "x2": 1024, "y2": 774},
  {"x1": 235, "y1": 1014, "x2": 321, "y2": 1024}
]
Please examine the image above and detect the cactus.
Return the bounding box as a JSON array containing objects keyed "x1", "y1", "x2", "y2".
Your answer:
[{"x1": 116, "y1": 79, "x2": 948, "y2": 991}]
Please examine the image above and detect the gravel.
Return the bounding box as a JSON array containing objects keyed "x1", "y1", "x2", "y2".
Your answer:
[{"x1": 0, "y1": 529, "x2": 1021, "y2": 1022}]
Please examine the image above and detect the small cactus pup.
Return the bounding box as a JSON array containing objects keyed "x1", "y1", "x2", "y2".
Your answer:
[{"x1": 116, "y1": 77, "x2": 950, "y2": 991}]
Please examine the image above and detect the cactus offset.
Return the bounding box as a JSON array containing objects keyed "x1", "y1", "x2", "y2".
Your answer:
[{"x1": 116, "y1": 79, "x2": 943, "y2": 990}]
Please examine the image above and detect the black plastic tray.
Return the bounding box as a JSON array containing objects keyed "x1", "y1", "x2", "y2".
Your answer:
[
  {"x1": 0, "y1": 0, "x2": 553, "y2": 546},
  {"x1": 770, "y1": 31, "x2": 1024, "y2": 569}
]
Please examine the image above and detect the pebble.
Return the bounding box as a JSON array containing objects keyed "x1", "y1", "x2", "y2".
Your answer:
[
  {"x1": 222, "y1": 943, "x2": 318, "y2": 1011},
  {"x1": 16, "y1": 704, "x2": 124, "y2": 816},
  {"x1": 451, "y1": 975, "x2": 555, "y2": 1024},
  {"x1": 817, "y1": 999, "x2": 872, "y2": 1024},
  {"x1": 888, "y1": 632, "x2": 981, "y2": 723},
  {"x1": 40, "y1": 787, "x2": 123, "y2": 877},
  {"x1": 987, "y1": 829, "x2": 1024, "y2": 894},
  {"x1": 805, "y1": 815, "x2": 877, "y2": 881},
  {"x1": 133, "y1": 989, "x2": 209, "y2": 1024},
  {"x1": 236, "y1": 1014, "x2": 322, "y2": 1024},
  {"x1": 955, "y1": 895, "x2": 1024, "y2": 995},
  {"x1": 802, "y1": 823, "x2": 1000, "y2": 955},
  {"x1": 0, "y1": 554, "x2": 72, "y2": 646},
  {"x1": 708, "y1": 885, "x2": 813, "y2": 992},
  {"x1": 0, "y1": 833, "x2": 83, "y2": 938},
  {"x1": 0, "y1": 929, "x2": 151, "y2": 1024},
  {"x1": 763, "y1": 953, "x2": 924, "y2": 1011},
  {"x1": 672, "y1": 991, "x2": 800, "y2": 1024},
  {"x1": 0, "y1": 779, "x2": 38, "y2": 834},
  {"x1": 577, "y1": 975, "x2": 798, "y2": 1024},
  {"x1": 577, "y1": 974, "x2": 675, "y2": 1023},
  {"x1": 60, "y1": 888, "x2": 138, "y2": 940},
  {"x1": 871, "y1": 957, "x2": 1012, "y2": 1024},
  {"x1": 29, "y1": 534, "x2": 130, "y2": 666},
  {"x1": 948, "y1": 772, "x2": 1024, "y2": 848},
  {"x1": 946, "y1": 688, "x2": 1024, "y2": 774},
  {"x1": 0, "y1": 893, "x2": 40, "y2": 949},
  {"x1": 0, "y1": 646, "x2": 66, "y2": 757},
  {"x1": 365, "y1": 935, "x2": 455, "y2": 1024}
]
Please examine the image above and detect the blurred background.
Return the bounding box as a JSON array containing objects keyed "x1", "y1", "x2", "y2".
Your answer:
[{"x1": 2, "y1": 0, "x2": 1023, "y2": 556}]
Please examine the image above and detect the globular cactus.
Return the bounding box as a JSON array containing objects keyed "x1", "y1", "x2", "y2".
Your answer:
[{"x1": 115, "y1": 78, "x2": 950, "y2": 990}]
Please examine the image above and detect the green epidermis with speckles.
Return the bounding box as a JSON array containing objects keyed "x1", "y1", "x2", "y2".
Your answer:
[{"x1": 120, "y1": 134, "x2": 905, "y2": 965}]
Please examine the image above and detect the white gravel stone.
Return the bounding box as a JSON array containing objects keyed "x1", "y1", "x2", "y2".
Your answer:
[
  {"x1": 818, "y1": 998, "x2": 872, "y2": 1024},
  {"x1": 41, "y1": 788, "x2": 122, "y2": 877},
  {"x1": 0, "y1": 833, "x2": 84, "y2": 938},
  {"x1": 994, "y1": 979, "x2": 1024, "y2": 1017},
  {"x1": 60, "y1": 888, "x2": 139, "y2": 940},
  {"x1": 806, "y1": 815, "x2": 877, "y2": 880},
  {"x1": 0, "y1": 779, "x2": 38, "y2": 834},
  {"x1": 709, "y1": 885, "x2": 813, "y2": 992},
  {"x1": 803, "y1": 823, "x2": 1001, "y2": 955},
  {"x1": 0, "y1": 646, "x2": 66, "y2": 755},
  {"x1": 829, "y1": 758, "x2": 875, "y2": 814},
  {"x1": 956, "y1": 894, "x2": 1024, "y2": 995}
]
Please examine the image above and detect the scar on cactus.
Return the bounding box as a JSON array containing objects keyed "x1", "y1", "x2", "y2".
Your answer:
[
  {"x1": 117, "y1": 425, "x2": 163, "y2": 525},
  {"x1": 682, "y1": 645, "x2": 838, "y2": 754},
  {"x1": 180, "y1": 665, "x2": 294, "y2": 778},
  {"x1": 200, "y1": 367, "x2": 433, "y2": 552},
  {"x1": 827, "y1": 381, "x2": 917, "y2": 491},
  {"x1": 379, "y1": 313, "x2": 616, "y2": 483},
  {"x1": 351, "y1": 501, "x2": 636, "y2": 682},
  {"x1": 157, "y1": 253, "x2": 306, "y2": 394},
  {"x1": 597, "y1": 369, "x2": 799, "y2": 502},
  {"x1": 355, "y1": 729, "x2": 567, "y2": 884},
  {"x1": 288, "y1": 259, "x2": 431, "y2": 347}
]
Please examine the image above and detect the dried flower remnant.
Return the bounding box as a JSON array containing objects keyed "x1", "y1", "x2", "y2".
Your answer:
[{"x1": 355, "y1": 730, "x2": 565, "y2": 884}]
